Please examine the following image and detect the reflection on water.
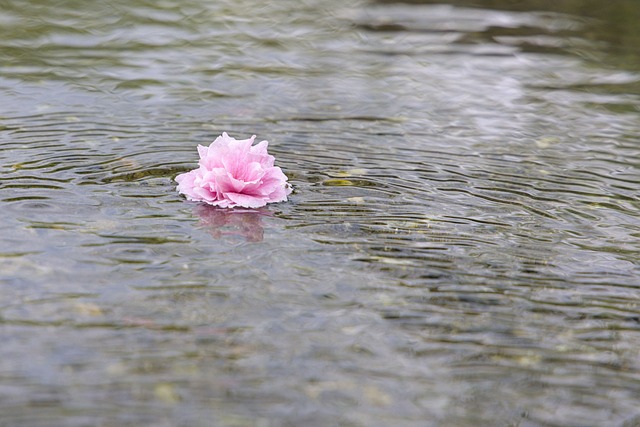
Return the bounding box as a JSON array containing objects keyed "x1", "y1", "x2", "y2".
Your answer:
[
  {"x1": 0, "y1": 0, "x2": 639, "y2": 425},
  {"x1": 194, "y1": 205, "x2": 268, "y2": 242}
]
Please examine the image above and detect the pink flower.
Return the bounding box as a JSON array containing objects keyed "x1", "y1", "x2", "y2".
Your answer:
[{"x1": 175, "y1": 132, "x2": 292, "y2": 208}]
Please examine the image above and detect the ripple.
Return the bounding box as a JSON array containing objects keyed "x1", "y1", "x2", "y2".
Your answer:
[{"x1": 1, "y1": 0, "x2": 640, "y2": 425}]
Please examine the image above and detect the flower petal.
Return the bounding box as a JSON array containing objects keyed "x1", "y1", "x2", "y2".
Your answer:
[{"x1": 225, "y1": 192, "x2": 268, "y2": 208}]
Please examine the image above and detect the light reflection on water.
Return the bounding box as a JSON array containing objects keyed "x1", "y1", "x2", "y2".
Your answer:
[{"x1": 1, "y1": 0, "x2": 639, "y2": 425}]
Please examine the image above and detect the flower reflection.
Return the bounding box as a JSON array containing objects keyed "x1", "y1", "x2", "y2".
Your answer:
[{"x1": 193, "y1": 204, "x2": 269, "y2": 242}]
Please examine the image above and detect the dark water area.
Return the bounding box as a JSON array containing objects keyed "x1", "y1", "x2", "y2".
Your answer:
[{"x1": 0, "y1": 0, "x2": 639, "y2": 426}]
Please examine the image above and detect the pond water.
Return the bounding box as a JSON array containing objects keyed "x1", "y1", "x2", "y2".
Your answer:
[{"x1": 1, "y1": 0, "x2": 639, "y2": 425}]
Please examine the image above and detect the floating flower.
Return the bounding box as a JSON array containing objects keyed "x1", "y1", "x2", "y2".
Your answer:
[{"x1": 175, "y1": 132, "x2": 292, "y2": 208}]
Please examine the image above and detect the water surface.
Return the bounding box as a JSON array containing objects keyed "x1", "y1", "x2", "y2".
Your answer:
[{"x1": 1, "y1": 0, "x2": 639, "y2": 425}]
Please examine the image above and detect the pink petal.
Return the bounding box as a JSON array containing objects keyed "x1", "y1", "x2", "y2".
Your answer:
[
  {"x1": 265, "y1": 184, "x2": 291, "y2": 203},
  {"x1": 225, "y1": 192, "x2": 268, "y2": 208},
  {"x1": 250, "y1": 140, "x2": 269, "y2": 156},
  {"x1": 197, "y1": 144, "x2": 209, "y2": 159},
  {"x1": 175, "y1": 170, "x2": 199, "y2": 199}
]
